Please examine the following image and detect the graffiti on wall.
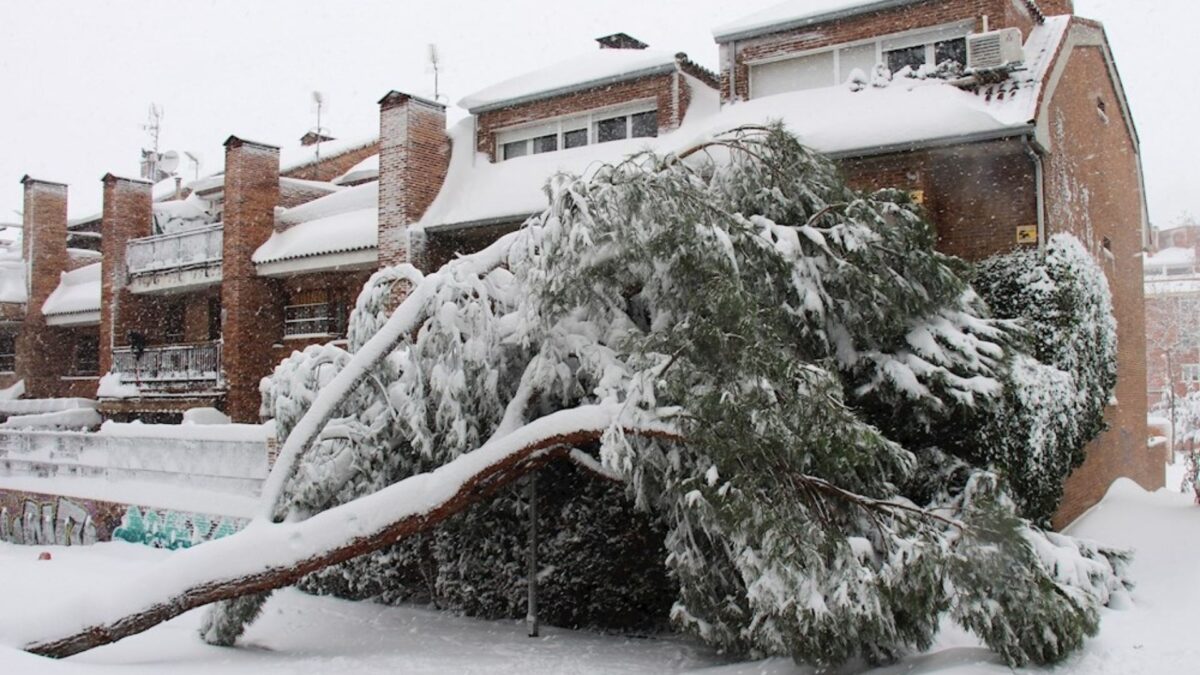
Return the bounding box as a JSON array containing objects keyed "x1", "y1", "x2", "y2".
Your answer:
[
  {"x1": 0, "y1": 488, "x2": 247, "y2": 550},
  {"x1": 0, "y1": 497, "x2": 99, "y2": 546},
  {"x1": 112, "y1": 505, "x2": 246, "y2": 550}
]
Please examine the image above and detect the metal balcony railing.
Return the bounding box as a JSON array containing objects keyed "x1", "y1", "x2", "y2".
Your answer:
[
  {"x1": 111, "y1": 341, "x2": 222, "y2": 387},
  {"x1": 283, "y1": 302, "x2": 346, "y2": 338},
  {"x1": 126, "y1": 224, "x2": 223, "y2": 277}
]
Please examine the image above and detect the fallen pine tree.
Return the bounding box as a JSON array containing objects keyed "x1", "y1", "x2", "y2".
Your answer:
[{"x1": 10, "y1": 125, "x2": 1131, "y2": 670}]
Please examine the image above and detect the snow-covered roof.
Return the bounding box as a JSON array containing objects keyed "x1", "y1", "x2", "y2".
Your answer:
[
  {"x1": 421, "y1": 18, "x2": 1069, "y2": 231},
  {"x1": 334, "y1": 154, "x2": 379, "y2": 185},
  {"x1": 280, "y1": 134, "x2": 377, "y2": 174},
  {"x1": 1145, "y1": 247, "x2": 1196, "y2": 270},
  {"x1": 1145, "y1": 274, "x2": 1200, "y2": 297},
  {"x1": 0, "y1": 248, "x2": 26, "y2": 305},
  {"x1": 460, "y1": 49, "x2": 680, "y2": 113},
  {"x1": 253, "y1": 181, "x2": 379, "y2": 265},
  {"x1": 714, "y1": 0, "x2": 924, "y2": 42},
  {"x1": 42, "y1": 262, "x2": 100, "y2": 319}
]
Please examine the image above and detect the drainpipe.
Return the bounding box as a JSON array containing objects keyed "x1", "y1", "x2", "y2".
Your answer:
[{"x1": 1023, "y1": 136, "x2": 1046, "y2": 248}]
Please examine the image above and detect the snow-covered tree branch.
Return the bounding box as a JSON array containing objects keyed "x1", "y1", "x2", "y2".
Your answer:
[{"x1": 16, "y1": 124, "x2": 1128, "y2": 670}]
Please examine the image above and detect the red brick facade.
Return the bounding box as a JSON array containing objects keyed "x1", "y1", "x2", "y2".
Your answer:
[{"x1": 1042, "y1": 32, "x2": 1159, "y2": 524}]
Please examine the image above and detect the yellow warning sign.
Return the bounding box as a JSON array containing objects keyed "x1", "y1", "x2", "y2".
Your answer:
[{"x1": 1016, "y1": 225, "x2": 1038, "y2": 245}]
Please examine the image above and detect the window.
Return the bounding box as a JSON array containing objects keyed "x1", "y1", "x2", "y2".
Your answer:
[
  {"x1": 0, "y1": 333, "x2": 14, "y2": 373},
  {"x1": 631, "y1": 110, "x2": 658, "y2": 138},
  {"x1": 284, "y1": 289, "x2": 346, "y2": 338},
  {"x1": 934, "y1": 38, "x2": 967, "y2": 67},
  {"x1": 503, "y1": 140, "x2": 530, "y2": 160},
  {"x1": 72, "y1": 337, "x2": 99, "y2": 377},
  {"x1": 563, "y1": 128, "x2": 588, "y2": 149},
  {"x1": 532, "y1": 134, "x2": 558, "y2": 154},
  {"x1": 885, "y1": 45, "x2": 926, "y2": 73},
  {"x1": 596, "y1": 116, "x2": 628, "y2": 143},
  {"x1": 164, "y1": 300, "x2": 185, "y2": 343},
  {"x1": 207, "y1": 295, "x2": 222, "y2": 341},
  {"x1": 495, "y1": 102, "x2": 659, "y2": 160},
  {"x1": 1183, "y1": 364, "x2": 1200, "y2": 383}
]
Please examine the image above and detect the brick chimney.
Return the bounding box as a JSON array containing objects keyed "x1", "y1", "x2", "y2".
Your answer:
[
  {"x1": 16, "y1": 176, "x2": 69, "y2": 396},
  {"x1": 377, "y1": 91, "x2": 449, "y2": 271},
  {"x1": 220, "y1": 136, "x2": 282, "y2": 423},
  {"x1": 98, "y1": 174, "x2": 153, "y2": 376},
  {"x1": 596, "y1": 33, "x2": 649, "y2": 50},
  {"x1": 1036, "y1": 1, "x2": 1074, "y2": 16}
]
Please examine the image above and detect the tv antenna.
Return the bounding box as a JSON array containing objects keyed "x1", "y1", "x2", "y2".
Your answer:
[
  {"x1": 427, "y1": 44, "x2": 444, "y2": 101},
  {"x1": 184, "y1": 151, "x2": 201, "y2": 181},
  {"x1": 141, "y1": 104, "x2": 164, "y2": 180},
  {"x1": 312, "y1": 90, "x2": 326, "y2": 164}
]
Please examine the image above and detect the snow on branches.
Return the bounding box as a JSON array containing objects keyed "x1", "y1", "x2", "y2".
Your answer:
[{"x1": 194, "y1": 125, "x2": 1127, "y2": 669}]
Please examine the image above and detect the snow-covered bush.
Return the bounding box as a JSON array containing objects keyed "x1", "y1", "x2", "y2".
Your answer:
[
  {"x1": 973, "y1": 235, "x2": 1118, "y2": 523},
  {"x1": 218, "y1": 124, "x2": 1127, "y2": 670}
]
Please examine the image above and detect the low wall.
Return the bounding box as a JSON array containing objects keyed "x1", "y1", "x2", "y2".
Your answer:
[
  {"x1": 0, "y1": 488, "x2": 248, "y2": 549},
  {"x1": 0, "y1": 424, "x2": 267, "y2": 548}
]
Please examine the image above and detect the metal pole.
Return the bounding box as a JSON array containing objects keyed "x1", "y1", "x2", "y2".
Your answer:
[{"x1": 526, "y1": 472, "x2": 539, "y2": 638}]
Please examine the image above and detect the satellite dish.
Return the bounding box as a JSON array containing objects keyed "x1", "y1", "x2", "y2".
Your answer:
[{"x1": 159, "y1": 150, "x2": 180, "y2": 175}]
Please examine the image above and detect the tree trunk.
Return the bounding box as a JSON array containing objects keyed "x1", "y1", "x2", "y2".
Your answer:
[{"x1": 18, "y1": 406, "x2": 674, "y2": 659}]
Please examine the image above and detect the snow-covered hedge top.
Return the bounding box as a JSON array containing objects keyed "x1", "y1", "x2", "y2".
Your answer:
[
  {"x1": 714, "y1": 0, "x2": 922, "y2": 41},
  {"x1": 41, "y1": 262, "x2": 100, "y2": 316},
  {"x1": 459, "y1": 48, "x2": 680, "y2": 112}
]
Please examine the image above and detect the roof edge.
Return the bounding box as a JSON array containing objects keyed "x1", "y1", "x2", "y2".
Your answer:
[
  {"x1": 714, "y1": 0, "x2": 924, "y2": 43},
  {"x1": 465, "y1": 62, "x2": 678, "y2": 114}
]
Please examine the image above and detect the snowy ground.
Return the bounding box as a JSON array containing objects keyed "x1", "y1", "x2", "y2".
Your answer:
[{"x1": 1, "y1": 467, "x2": 1197, "y2": 674}]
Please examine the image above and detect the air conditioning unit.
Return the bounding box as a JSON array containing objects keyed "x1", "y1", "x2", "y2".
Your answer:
[{"x1": 966, "y1": 28, "x2": 1025, "y2": 71}]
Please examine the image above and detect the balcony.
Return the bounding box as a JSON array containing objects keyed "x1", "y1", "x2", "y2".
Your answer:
[
  {"x1": 111, "y1": 341, "x2": 223, "y2": 391},
  {"x1": 126, "y1": 225, "x2": 223, "y2": 294}
]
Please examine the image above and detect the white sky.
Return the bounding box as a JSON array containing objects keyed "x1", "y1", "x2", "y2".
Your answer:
[{"x1": 0, "y1": 0, "x2": 1194, "y2": 227}]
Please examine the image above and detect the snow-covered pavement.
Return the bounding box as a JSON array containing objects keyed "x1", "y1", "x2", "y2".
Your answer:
[{"x1": 2, "y1": 475, "x2": 1198, "y2": 674}]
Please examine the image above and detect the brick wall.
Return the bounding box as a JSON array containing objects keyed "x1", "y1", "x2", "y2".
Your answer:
[
  {"x1": 1042, "y1": 33, "x2": 1158, "y2": 526},
  {"x1": 842, "y1": 140, "x2": 1039, "y2": 261},
  {"x1": 378, "y1": 91, "x2": 449, "y2": 270},
  {"x1": 221, "y1": 137, "x2": 283, "y2": 423},
  {"x1": 720, "y1": 0, "x2": 1049, "y2": 102},
  {"x1": 98, "y1": 175, "x2": 153, "y2": 376},
  {"x1": 474, "y1": 71, "x2": 690, "y2": 162}
]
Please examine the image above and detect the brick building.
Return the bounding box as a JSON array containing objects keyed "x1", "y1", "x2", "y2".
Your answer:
[
  {"x1": 1144, "y1": 221, "x2": 1200, "y2": 408},
  {"x1": 2, "y1": 2, "x2": 1157, "y2": 526}
]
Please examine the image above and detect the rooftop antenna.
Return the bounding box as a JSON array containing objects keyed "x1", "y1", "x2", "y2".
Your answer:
[
  {"x1": 311, "y1": 91, "x2": 326, "y2": 166},
  {"x1": 427, "y1": 43, "x2": 444, "y2": 101},
  {"x1": 141, "y1": 103, "x2": 164, "y2": 181},
  {"x1": 184, "y1": 151, "x2": 201, "y2": 181}
]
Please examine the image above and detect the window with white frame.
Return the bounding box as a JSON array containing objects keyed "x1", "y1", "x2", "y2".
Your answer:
[
  {"x1": 748, "y1": 20, "x2": 972, "y2": 99},
  {"x1": 1183, "y1": 364, "x2": 1200, "y2": 383},
  {"x1": 496, "y1": 102, "x2": 659, "y2": 161}
]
